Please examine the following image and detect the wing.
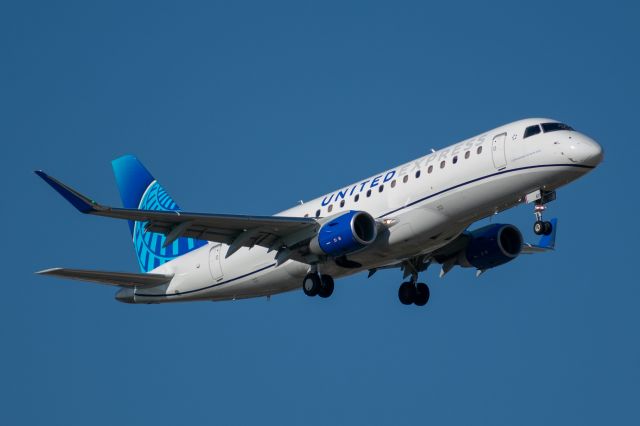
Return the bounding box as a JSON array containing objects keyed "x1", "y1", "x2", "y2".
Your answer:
[
  {"x1": 36, "y1": 268, "x2": 172, "y2": 287},
  {"x1": 35, "y1": 170, "x2": 320, "y2": 262}
]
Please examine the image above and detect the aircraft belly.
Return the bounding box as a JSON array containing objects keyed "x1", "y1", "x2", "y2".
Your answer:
[
  {"x1": 428, "y1": 166, "x2": 584, "y2": 223},
  {"x1": 343, "y1": 207, "x2": 463, "y2": 271},
  {"x1": 203, "y1": 247, "x2": 299, "y2": 300}
]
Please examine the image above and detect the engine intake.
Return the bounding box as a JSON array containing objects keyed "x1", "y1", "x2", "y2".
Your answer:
[{"x1": 310, "y1": 211, "x2": 377, "y2": 256}]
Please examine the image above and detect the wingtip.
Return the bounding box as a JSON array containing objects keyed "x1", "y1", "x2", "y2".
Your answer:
[
  {"x1": 113, "y1": 153, "x2": 137, "y2": 160},
  {"x1": 35, "y1": 267, "x2": 62, "y2": 275},
  {"x1": 35, "y1": 170, "x2": 97, "y2": 213}
]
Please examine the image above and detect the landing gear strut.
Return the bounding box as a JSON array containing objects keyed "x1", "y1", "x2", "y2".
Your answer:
[
  {"x1": 533, "y1": 191, "x2": 555, "y2": 236},
  {"x1": 302, "y1": 273, "x2": 334, "y2": 298}
]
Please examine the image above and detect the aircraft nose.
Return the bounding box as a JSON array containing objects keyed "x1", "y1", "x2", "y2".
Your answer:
[
  {"x1": 568, "y1": 135, "x2": 604, "y2": 167},
  {"x1": 580, "y1": 137, "x2": 604, "y2": 166},
  {"x1": 115, "y1": 287, "x2": 135, "y2": 303}
]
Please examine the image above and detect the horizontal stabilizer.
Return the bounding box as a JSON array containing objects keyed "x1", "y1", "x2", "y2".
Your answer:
[{"x1": 36, "y1": 268, "x2": 173, "y2": 288}]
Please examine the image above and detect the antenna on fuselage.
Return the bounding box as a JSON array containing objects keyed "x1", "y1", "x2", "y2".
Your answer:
[{"x1": 430, "y1": 148, "x2": 436, "y2": 153}]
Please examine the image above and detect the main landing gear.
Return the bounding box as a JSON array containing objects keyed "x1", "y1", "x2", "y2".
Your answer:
[
  {"x1": 302, "y1": 273, "x2": 334, "y2": 298},
  {"x1": 396, "y1": 257, "x2": 431, "y2": 307},
  {"x1": 532, "y1": 190, "x2": 556, "y2": 236},
  {"x1": 398, "y1": 282, "x2": 430, "y2": 306}
]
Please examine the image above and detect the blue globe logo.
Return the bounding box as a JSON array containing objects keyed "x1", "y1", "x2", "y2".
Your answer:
[{"x1": 133, "y1": 181, "x2": 206, "y2": 272}]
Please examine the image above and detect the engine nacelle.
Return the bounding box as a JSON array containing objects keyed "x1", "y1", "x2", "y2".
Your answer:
[
  {"x1": 309, "y1": 210, "x2": 378, "y2": 257},
  {"x1": 458, "y1": 224, "x2": 523, "y2": 270}
]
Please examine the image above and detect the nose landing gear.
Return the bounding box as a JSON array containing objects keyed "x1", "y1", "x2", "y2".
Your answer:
[
  {"x1": 532, "y1": 190, "x2": 556, "y2": 236},
  {"x1": 533, "y1": 218, "x2": 553, "y2": 236}
]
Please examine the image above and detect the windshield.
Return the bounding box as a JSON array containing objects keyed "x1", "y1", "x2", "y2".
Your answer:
[
  {"x1": 541, "y1": 122, "x2": 574, "y2": 133},
  {"x1": 523, "y1": 125, "x2": 541, "y2": 139}
]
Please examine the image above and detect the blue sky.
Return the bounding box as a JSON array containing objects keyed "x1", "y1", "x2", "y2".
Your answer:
[{"x1": 2, "y1": 1, "x2": 639, "y2": 425}]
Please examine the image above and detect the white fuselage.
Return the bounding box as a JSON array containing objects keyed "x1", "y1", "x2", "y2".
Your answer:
[{"x1": 128, "y1": 118, "x2": 602, "y2": 303}]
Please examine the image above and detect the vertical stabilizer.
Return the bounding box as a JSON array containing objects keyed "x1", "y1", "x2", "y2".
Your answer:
[{"x1": 111, "y1": 155, "x2": 206, "y2": 272}]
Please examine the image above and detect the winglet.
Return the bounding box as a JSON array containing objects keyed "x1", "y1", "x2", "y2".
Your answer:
[
  {"x1": 34, "y1": 170, "x2": 100, "y2": 213},
  {"x1": 537, "y1": 218, "x2": 557, "y2": 250}
]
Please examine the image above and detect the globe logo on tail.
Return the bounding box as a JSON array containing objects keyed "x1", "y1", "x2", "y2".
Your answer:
[{"x1": 133, "y1": 181, "x2": 206, "y2": 272}]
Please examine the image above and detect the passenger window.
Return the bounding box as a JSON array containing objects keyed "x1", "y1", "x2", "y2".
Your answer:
[
  {"x1": 453, "y1": 156, "x2": 458, "y2": 164},
  {"x1": 315, "y1": 209, "x2": 320, "y2": 218},
  {"x1": 477, "y1": 146, "x2": 482, "y2": 155},
  {"x1": 379, "y1": 185, "x2": 384, "y2": 193},
  {"x1": 415, "y1": 170, "x2": 421, "y2": 178},
  {"x1": 440, "y1": 160, "x2": 446, "y2": 169},
  {"x1": 391, "y1": 179, "x2": 396, "y2": 188},
  {"x1": 354, "y1": 194, "x2": 360, "y2": 202},
  {"x1": 465, "y1": 151, "x2": 470, "y2": 159},
  {"x1": 428, "y1": 165, "x2": 433, "y2": 174},
  {"x1": 523, "y1": 125, "x2": 541, "y2": 139},
  {"x1": 340, "y1": 199, "x2": 345, "y2": 208},
  {"x1": 366, "y1": 189, "x2": 372, "y2": 197},
  {"x1": 403, "y1": 175, "x2": 408, "y2": 183},
  {"x1": 328, "y1": 204, "x2": 333, "y2": 213}
]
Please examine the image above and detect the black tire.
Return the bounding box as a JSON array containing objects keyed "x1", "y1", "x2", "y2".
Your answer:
[
  {"x1": 318, "y1": 275, "x2": 334, "y2": 298},
  {"x1": 533, "y1": 221, "x2": 545, "y2": 235},
  {"x1": 398, "y1": 282, "x2": 416, "y2": 305},
  {"x1": 302, "y1": 273, "x2": 321, "y2": 297},
  {"x1": 543, "y1": 221, "x2": 553, "y2": 236},
  {"x1": 414, "y1": 283, "x2": 430, "y2": 306}
]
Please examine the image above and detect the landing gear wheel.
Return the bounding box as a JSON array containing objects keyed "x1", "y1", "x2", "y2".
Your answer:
[
  {"x1": 414, "y1": 283, "x2": 430, "y2": 306},
  {"x1": 543, "y1": 221, "x2": 553, "y2": 236},
  {"x1": 318, "y1": 275, "x2": 334, "y2": 298},
  {"x1": 302, "y1": 273, "x2": 321, "y2": 297},
  {"x1": 398, "y1": 282, "x2": 416, "y2": 305},
  {"x1": 533, "y1": 220, "x2": 545, "y2": 235}
]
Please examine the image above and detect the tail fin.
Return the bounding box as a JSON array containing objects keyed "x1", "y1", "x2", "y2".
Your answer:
[{"x1": 111, "y1": 155, "x2": 206, "y2": 272}]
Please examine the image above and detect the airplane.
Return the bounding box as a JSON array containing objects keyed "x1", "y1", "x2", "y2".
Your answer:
[{"x1": 35, "y1": 118, "x2": 603, "y2": 306}]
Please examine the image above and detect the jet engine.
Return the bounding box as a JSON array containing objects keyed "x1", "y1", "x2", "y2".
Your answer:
[
  {"x1": 442, "y1": 224, "x2": 523, "y2": 271},
  {"x1": 460, "y1": 224, "x2": 523, "y2": 270},
  {"x1": 309, "y1": 210, "x2": 377, "y2": 256}
]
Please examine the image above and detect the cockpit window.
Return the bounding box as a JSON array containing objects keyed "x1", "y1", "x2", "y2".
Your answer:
[
  {"x1": 541, "y1": 122, "x2": 574, "y2": 133},
  {"x1": 523, "y1": 125, "x2": 541, "y2": 139}
]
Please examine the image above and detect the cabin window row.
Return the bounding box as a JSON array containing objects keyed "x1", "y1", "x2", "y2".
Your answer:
[{"x1": 307, "y1": 145, "x2": 483, "y2": 217}]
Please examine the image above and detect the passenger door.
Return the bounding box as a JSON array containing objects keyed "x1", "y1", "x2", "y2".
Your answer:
[
  {"x1": 491, "y1": 133, "x2": 507, "y2": 170},
  {"x1": 209, "y1": 244, "x2": 224, "y2": 282}
]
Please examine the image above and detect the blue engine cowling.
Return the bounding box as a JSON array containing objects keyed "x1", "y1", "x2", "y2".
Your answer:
[
  {"x1": 309, "y1": 210, "x2": 378, "y2": 257},
  {"x1": 459, "y1": 224, "x2": 523, "y2": 270}
]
